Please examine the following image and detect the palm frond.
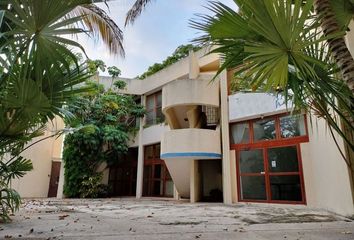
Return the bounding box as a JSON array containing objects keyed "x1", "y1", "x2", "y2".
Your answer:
[
  {"x1": 125, "y1": 0, "x2": 153, "y2": 26},
  {"x1": 71, "y1": 4, "x2": 125, "y2": 56}
]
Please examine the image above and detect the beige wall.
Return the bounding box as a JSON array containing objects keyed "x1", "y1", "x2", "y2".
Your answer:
[
  {"x1": 11, "y1": 117, "x2": 65, "y2": 198},
  {"x1": 301, "y1": 116, "x2": 354, "y2": 216},
  {"x1": 346, "y1": 21, "x2": 354, "y2": 57}
]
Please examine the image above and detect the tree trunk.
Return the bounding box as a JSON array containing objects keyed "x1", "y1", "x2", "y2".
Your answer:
[
  {"x1": 314, "y1": 0, "x2": 354, "y2": 93},
  {"x1": 314, "y1": 0, "x2": 354, "y2": 207}
]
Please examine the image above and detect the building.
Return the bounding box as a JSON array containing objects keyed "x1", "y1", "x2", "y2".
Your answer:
[
  {"x1": 96, "y1": 48, "x2": 354, "y2": 217},
  {"x1": 14, "y1": 23, "x2": 354, "y2": 217}
]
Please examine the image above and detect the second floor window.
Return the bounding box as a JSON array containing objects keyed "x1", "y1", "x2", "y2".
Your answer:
[{"x1": 146, "y1": 91, "x2": 164, "y2": 125}]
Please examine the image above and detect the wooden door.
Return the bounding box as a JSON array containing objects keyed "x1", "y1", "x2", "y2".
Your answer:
[{"x1": 48, "y1": 161, "x2": 61, "y2": 197}]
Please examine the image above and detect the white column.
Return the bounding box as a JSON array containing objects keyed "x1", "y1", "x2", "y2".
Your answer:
[
  {"x1": 136, "y1": 95, "x2": 146, "y2": 199},
  {"x1": 220, "y1": 70, "x2": 232, "y2": 204}
]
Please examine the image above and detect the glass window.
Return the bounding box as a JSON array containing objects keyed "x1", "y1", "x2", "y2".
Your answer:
[
  {"x1": 280, "y1": 114, "x2": 306, "y2": 138},
  {"x1": 270, "y1": 175, "x2": 302, "y2": 201},
  {"x1": 145, "y1": 145, "x2": 154, "y2": 160},
  {"x1": 253, "y1": 118, "x2": 276, "y2": 141},
  {"x1": 230, "y1": 123, "x2": 250, "y2": 144},
  {"x1": 240, "y1": 176, "x2": 266, "y2": 200},
  {"x1": 154, "y1": 164, "x2": 162, "y2": 178},
  {"x1": 165, "y1": 180, "x2": 174, "y2": 197},
  {"x1": 239, "y1": 149, "x2": 264, "y2": 173},
  {"x1": 146, "y1": 95, "x2": 155, "y2": 110},
  {"x1": 268, "y1": 146, "x2": 299, "y2": 173},
  {"x1": 156, "y1": 92, "x2": 162, "y2": 107},
  {"x1": 145, "y1": 91, "x2": 164, "y2": 125}
]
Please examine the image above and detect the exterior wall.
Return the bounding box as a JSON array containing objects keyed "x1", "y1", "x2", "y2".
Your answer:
[
  {"x1": 10, "y1": 117, "x2": 65, "y2": 198},
  {"x1": 301, "y1": 116, "x2": 354, "y2": 216},
  {"x1": 228, "y1": 92, "x2": 354, "y2": 216},
  {"x1": 346, "y1": 21, "x2": 354, "y2": 57}
]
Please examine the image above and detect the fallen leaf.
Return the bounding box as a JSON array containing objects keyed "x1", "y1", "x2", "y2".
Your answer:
[{"x1": 59, "y1": 214, "x2": 69, "y2": 220}]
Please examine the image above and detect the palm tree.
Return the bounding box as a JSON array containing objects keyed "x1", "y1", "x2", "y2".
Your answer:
[
  {"x1": 191, "y1": 0, "x2": 354, "y2": 200},
  {"x1": 314, "y1": 0, "x2": 354, "y2": 93},
  {"x1": 0, "y1": 0, "x2": 125, "y2": 221}
]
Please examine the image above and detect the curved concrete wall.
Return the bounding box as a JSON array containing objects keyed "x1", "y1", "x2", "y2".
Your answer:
[
  {"x1": 162, "y1": 79, "x2": 219, "y2": 112},
  {"x1": 161, "y1": 129, "x2": 221, "y2": 159}
]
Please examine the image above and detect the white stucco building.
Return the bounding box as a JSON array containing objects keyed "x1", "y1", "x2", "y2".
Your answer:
[{"x1": 15, "y1": 25, "x2": 354, "y2": 217}]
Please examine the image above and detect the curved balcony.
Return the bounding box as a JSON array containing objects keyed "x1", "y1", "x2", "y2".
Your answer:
[
  {"x1": 160, "y1": 129, "x2": 221, "y2": 198},
  {"x1": 161, "y1": 129, "x2": 221, "y2": 159},
  {"x1": 162, "y1": 79, "x2": 219, "y2": 112}
]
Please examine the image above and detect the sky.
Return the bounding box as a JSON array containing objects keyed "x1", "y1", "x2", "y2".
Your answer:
[{"x1": 79, "y1": 0, "x2": 236, "y2": 78}]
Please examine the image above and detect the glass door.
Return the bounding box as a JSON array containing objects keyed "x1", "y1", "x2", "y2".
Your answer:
[
  {"x1": 267, "y1": 146, "x2": 303, "y2": 202},
  {"x1": 237, "y1": 145, "x2": 305, "y2": 203},
  {"x1": 238, "y1": 149, "x2": 267, "y2": 201}
]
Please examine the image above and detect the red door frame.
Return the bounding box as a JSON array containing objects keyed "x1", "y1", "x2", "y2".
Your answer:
[
  {"x1": 143, "y1": 143, "x2": 173, "y2": 197},
  {"x1": 232, "y1": 113, "x2": 309, "y2": 205}
]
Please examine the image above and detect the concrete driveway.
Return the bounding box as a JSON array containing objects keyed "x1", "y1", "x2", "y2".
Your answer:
[{"x1": 1, "y1": 198, "x2": 353, "y2": 240}]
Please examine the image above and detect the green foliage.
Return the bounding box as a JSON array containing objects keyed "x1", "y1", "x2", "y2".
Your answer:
[
  {"x1": 0, "y1": 157, "x2": 33, "y2": 222},
  {"x1": 192, "y1": 0, "x2": 354, "y2": 151},
  {"x1": 138, "y1": 44, "x2": 202, "y2": 79},
  {"x1": 87, "y1": 59, "x2": 107, "y2": 74},
  {"x1": 63, "y1": 79, "x2": 145, "y2": 198},
  {"x1": 0, "y1": 0, "x2": 122, "y2": 221},
  {"x1": 108, "y1": 66, "x2": 122, "y2": 79},
  {"x1": 79, "y1": 173, "x2": 109, "y2": 198}
]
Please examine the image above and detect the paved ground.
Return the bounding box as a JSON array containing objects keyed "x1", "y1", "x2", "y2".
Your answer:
[{"x1": 1, "y1": 198, "x2": 354, "y2": 240}]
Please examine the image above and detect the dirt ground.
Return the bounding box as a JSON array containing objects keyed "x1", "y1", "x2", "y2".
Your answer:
[{"x1": 1, "y1": 198, "x2": 354, "y2": 240}]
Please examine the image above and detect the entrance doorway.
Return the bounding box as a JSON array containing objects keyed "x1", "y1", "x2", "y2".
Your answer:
[
  {"x1": 199, "y1": 160, "x2": 223, "y2": 202},
  {"x1": 143, "y1": 143, "x2": 173, "y2": 197},
  {"x1": 231, "y1": 113, "x2": 308, "y2": 204},
  {"x1": 48, "y1": 161, "x2": 61, "y2": 198},
  {"x1": 108, "y1": 148, "x2": 138, "y2": 196},
  {"x1": 237, "y1": 145, "x2": 305, "y2": 203}
]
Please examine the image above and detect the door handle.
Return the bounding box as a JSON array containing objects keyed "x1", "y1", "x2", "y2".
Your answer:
[{"x1": 260, "y1": 171, "x2": 265, "y2": 175}]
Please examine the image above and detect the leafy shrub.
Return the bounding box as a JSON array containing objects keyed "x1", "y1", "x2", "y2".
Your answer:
[{"x1": 79, "y1": 173, "x2": 109, "y2": 198}]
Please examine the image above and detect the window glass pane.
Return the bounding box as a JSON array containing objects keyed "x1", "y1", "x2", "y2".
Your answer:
[
  {"x1": 156, "y1": 107, "x2": 164, "y2": 123},
  {"x1": 144, "y1": 146, "x2": 154, "y2": 160},
  {"x1": 280, "y1": 114, "x2": 306, "y2": 138},
  {"x1": 240, "y1": 176, "x2": 266, "y2": 200},
  {"x1": 154, "y1": 164, "x2": 162, "y2": 178},
  {"x1": 156, "y1": 92, "x2": 162, "y2": 107},
  {"x1": 165, "y1": 180, "x2": 174, "y2": 197},
  {"x1": 153, "y1": 180, "x2": 162, "y2": 195},
  {"x1": 143, "y1": 165, "x2": 152, "y2": 179},
  {"x1": 239, "y1": 149, "x2": 264, "y2": 173},
  {"x1": 253, "y1": 118, "x2": 276, "y2": 141},
  {"x1": 146, "y1": 111, "x2": 155, "y2": 125},
  {"x1": 146, "y1": 95, "x2": 155, "y2": 110},
  {"x1": 155, "y1": 144, "x2": 161, "y2": 158},
  {"x1": 268, "y1": 146, "x2": 299, "y2": 172},
  {"x1": 270, "y1": 175, "x2": 302, "y2": 201},
  {"x1": 230, "y1": 123, "x2": 250, "y2": 144}
]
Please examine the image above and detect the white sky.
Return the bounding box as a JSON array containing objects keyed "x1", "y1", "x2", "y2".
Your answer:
[{"x1": 79, "y1": 0, "x2": 236, "y2": 78}]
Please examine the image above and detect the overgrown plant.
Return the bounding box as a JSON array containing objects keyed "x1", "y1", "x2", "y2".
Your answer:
[
  {"x1": 138, "y1": 44, "x2": 202, "y2": 79},
  {"x1": 63, "y1": 69, "x2": 145, "y2": 198}
]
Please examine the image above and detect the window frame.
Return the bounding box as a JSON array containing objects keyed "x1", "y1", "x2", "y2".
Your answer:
[
  {"x1": 231, "y1": 113, "x2": 308, "y2": 205},
  {"x1": 230, "y1": 113, "x2": 309, "y2": 150},
  {"x1": 143, "y1": 143, "x2": 173, "y2": 197},
  {"x1": 145, "y1": 91, "x2": 164, "y2": 126}
]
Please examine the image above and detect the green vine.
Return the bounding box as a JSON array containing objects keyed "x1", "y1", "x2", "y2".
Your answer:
[
  {"x1": 138, "y1": 44, "x2": 202, "y2": 79},
  {"x1": 63, "y1": 64, "x2": 145, "y2": 198}
]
